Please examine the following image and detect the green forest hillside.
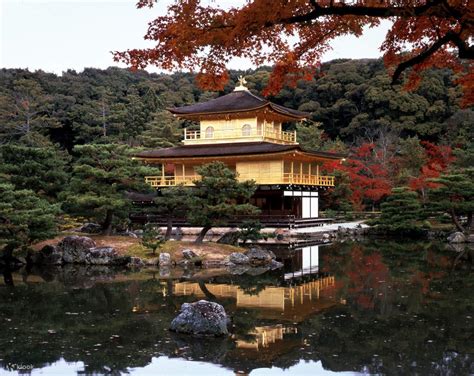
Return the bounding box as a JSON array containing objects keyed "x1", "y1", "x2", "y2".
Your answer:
[{"x1": 1, "y1": 59, "x2": 472, "y2": 149}]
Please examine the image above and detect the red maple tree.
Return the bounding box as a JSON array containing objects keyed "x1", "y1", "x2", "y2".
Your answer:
[
  {"x1": 408, "y1": 141, "x2": 454, "y2": 198},
  {"x1": 325, "y1": 143, "x2": 392, "y2": 210},
  {"x1": 115, "y1": 0, "x2": 473, "y2": 103}
]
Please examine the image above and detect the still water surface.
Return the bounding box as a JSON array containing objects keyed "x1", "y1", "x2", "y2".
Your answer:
[{"x1": 0, "y1": 241, "x2": 472, "y2": 375}]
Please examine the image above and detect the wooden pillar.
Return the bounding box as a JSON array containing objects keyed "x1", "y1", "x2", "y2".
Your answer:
[
  {"x1": 290, "y1": 161, "x2": 294, "y2": 183},
  {"x1": 316, "y1": 164, "x2": 320, "y2": 184},
  {"x1": 161, "y1": 163, "x2": 165, "y2": 184}
]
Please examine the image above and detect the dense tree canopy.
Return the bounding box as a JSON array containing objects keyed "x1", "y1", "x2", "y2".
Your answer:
[
  {"x1": 61, "y1": 144, "x2": 158, "y2": 235},
  {"x1": 116, "y1": 0, "x2": 473, "y2": 104},
  {"x1": 0, "y1": 182, "x2": 59, "y2": 258}
]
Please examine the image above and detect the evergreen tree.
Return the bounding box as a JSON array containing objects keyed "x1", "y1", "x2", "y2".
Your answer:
[
  {"x1": 61, "y1": 144, "x2": 159, "y2": 235},
  {"x1": 0, "y1": 144, "x2": 70, "y2": 201},
  {"x1": 153, "y1": 185, "x2": 191, "y2": 240},
  {"x1": 0, "y1": 182, "x2": 60, "y2": 259},
  {"x1": 372, "y1": 187, "x2": 425, "y2": 235},
  {"x1": 188, "y1": 162, "x2": 259, "y2": 243},
  {"x1": 141, "y1": 224, "x2": 164, "y2": 256},
  {"x1": 238, "y1": 220, "x2": 268, "y2": 245},
  {"x1": 138, "y1": 111, "x2": 182, "y2": 148},
  {"x1": 428, "y1": 168, "x2": 474, "y2": 233}
]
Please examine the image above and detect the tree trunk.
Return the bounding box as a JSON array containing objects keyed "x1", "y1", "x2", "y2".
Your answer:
[
  {"x1": 450, "y1": 208, "x2": 465, "y2": 233},
  {"x1": 2, "y1": 269, "x2": 13, "y2": 286},
  {"x1": 195, "y1": 225, "x2": 211, "y2": 244},
  {"x1": 165, "y1": 217, "x2": 173, "y2": 240},
  {"x1": 102, "y1": 210, "x2": 114, "y2": 235}
]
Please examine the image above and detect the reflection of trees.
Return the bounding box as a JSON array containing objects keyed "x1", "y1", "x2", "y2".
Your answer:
[
  {"x1": 309, "y1": 241, "x2": 474, "y2": 374},
  {"x1": 1, "y1": 241, "x2": 472, "y2": 375}
]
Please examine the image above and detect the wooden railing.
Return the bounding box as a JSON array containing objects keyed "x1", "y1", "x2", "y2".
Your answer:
[
  {"x1": 282, "y1": 174, "x2": 335, "y2": 186},
  {"x1": 144, "y1": 175, "x2": 199, "y2": 187},
  {"x1": 144, "y1": 173, "x2": 334, "y2": 187},
  {"x1": 184, "y1": 126, "x2": 297, "y2": 144}
]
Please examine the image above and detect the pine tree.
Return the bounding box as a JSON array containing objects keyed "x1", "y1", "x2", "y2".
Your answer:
[
  {"x1": 141, "y1": 224, "x2": 164, "y2": 256},
  {"x1": 428, "y1": 168, "x2": 474, "y2": 233},
  {"x1": 372, "y1": 187, "x2": 425, "y2": 235},
  {"x1": 188, "y1": 162, "x2": 259, "y2": 243},
  {"x1": 61, "y1": 144, "x2": 159, "y2": 235},
  {"x1": 0, "y1": 144, "x2": 70, "y2": 201},
  {"x1": 0, "y1": 182, "x2": 60, "y2": 259}
]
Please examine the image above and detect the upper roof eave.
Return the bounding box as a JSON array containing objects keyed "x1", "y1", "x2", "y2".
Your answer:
[{"x1": 167, "y1": 90, "x2": 309, "y2": 120}]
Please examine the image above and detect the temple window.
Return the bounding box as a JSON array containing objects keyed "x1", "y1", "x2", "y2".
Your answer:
[
  {"x1": 242, "y1": 124, "x2": 251, "y2": 136},
  {"x1": 205, "y1": 126, "x2": 214, "y2": 138}
]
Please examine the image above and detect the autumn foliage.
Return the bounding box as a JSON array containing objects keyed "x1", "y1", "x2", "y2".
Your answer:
[
  {"x1": 116, "y1": 0, "x2": 473, "y2": 103},
  {"x1": 408, "y1": 141, "x2": 454, "y2": 196},
  {"x1": 324, "y1": 143, "x2": 392, "y2": 210}
]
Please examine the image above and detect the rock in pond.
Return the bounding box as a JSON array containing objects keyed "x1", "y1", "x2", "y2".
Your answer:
[
  {"x1": 59, "y1": 236, "x2": 96, "y2": 264},
  {"x1": 170, "y1": 300, "x2": 229, "y2": 336},
  {"x1": 245, "y1": 248, "x2": 275, "y2": 266},
  {"x1": 229, "y1": 252, "x2": 250, "y2": 265},
  {"x1": 159, "y1": 252, "x2": 171, "y2": 266}
]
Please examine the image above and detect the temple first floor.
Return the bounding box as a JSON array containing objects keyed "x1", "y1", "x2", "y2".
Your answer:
[
  {"x1": 250, "y1": 186, "x2": 320, "y2": 219},
  {"x1": 130, "y1": 185, "x2": 331, "y2": 228}
]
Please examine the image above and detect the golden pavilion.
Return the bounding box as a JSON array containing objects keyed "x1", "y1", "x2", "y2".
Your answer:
[{"x1": 136, "y1": 78, "x2": 343, "y2": 222}]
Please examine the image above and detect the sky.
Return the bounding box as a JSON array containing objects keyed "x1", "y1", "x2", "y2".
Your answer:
[{"x1": 1, "y1": 0, "x2": 392, "y2": 75}]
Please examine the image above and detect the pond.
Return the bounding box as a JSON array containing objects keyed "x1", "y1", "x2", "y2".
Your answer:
[{"x1": 0, "y1": 241, "x2": 472, "y2": 375}]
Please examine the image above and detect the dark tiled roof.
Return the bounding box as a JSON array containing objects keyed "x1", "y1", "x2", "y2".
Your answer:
[
  {"x1": 136, "y1": 142, "x2": 344, "y2": 160},
  {"x1": 168, "y1": 90, "x2": 309, "y2": 119}
]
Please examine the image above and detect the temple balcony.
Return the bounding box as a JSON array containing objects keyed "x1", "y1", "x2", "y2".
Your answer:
[
  {"x1": 183, "y1": 125, "x2": 297, "y2": 145},
  {"x1": 144, "y1": 173, "x2": 334, "y2": 188}
]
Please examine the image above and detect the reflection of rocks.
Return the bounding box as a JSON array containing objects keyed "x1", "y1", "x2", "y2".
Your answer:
[
  {"x1": 181, "y1": 267, "x2": 196, "y2": 279},
  {"x1": 57, "y1": 265, "x2": 119, "y2": 289},
  {"x1": 227, "y1": 264, "x2": 250, "y2": 275},
  {"x1": 171, "y1": 334, "x2": 232, "y2": 363},
  {"x1": 269, "y1": 260, "x2": 284, "y2": 270},
  {"x1": 170, "y1": 300, "x2": 229, "y2": 336},
  {"x1": 159, "y1": 266, "x2": 171, "y2": 278},
  {"x1": 245, "y1": 266, "x2": 270, "y2": 276}
]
